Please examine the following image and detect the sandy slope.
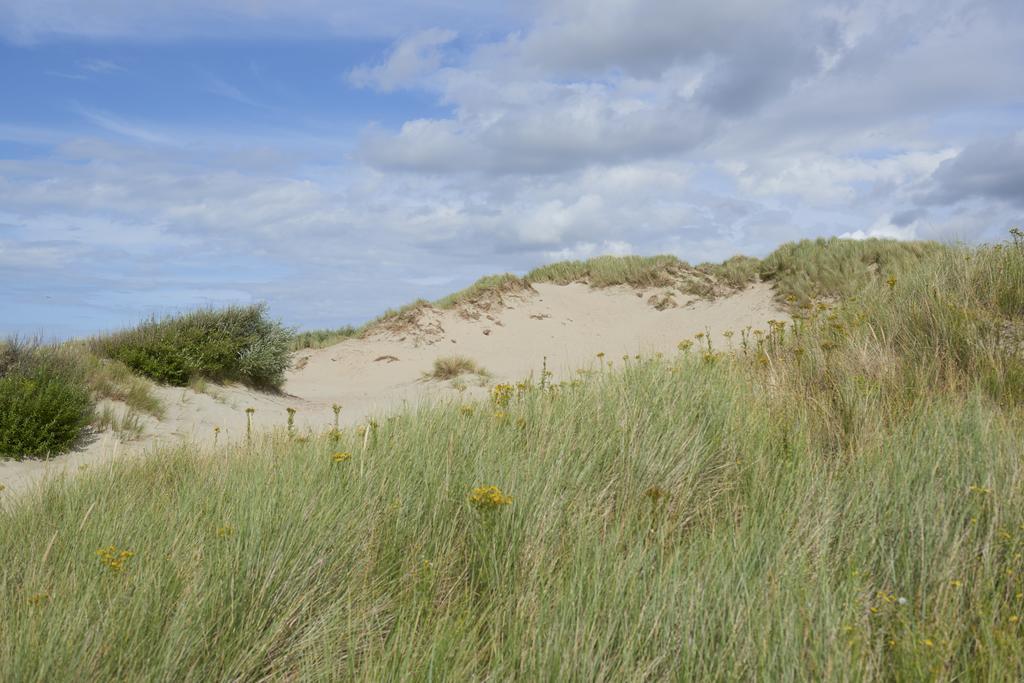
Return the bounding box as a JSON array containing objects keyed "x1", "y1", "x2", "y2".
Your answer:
[{"x1": 0, "y1": 281, "x2": 785, "y2": 494}]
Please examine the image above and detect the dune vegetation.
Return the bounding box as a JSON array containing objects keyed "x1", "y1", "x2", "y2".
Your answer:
[
  {"x1": 92, "y1": 304, "x2": 293, "y2": 389},
  {"x1": 293, "y1": 236, "x2": 946, "y2": 348},
  {"x1": 0, "y1": 304, "x2": 291, "y2": 460},
  {"x1": 0, "y1": 340, "x2": 166, "y2": 460},
  {"x1": 1, "y1": 233, "x2": 1022, "y2": 679},
  {"x1": 0, "y1": 341, "x2": 94, "y2": 459},
  {"x1": 423, "y1": 355, "x2": 491, "y2": 381}
]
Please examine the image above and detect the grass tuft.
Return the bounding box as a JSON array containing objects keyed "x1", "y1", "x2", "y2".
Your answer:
[{"x1": 424, "y1": 355, "x2": 490, "y2": 381}]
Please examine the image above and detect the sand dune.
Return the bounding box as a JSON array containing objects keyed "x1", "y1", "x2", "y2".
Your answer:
[{"x1": 0, "y1": 281, "x2": 785, "y2": 493}]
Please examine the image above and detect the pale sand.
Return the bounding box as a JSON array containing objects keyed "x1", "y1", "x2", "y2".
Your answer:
[{"x1": 0, "y1": 281, "x2": 785, "y2": 494}]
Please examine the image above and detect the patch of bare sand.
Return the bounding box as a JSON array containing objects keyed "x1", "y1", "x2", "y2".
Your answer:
[{"x1": 0, "y1": 282, "x2": 785, "y2": 494}]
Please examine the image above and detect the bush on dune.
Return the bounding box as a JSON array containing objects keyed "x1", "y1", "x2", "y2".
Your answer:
[
  {"x1": 93, "y1": 304, "x2": 293, "y2": 390},
  {"x1": 0, "y1": 341, "x2": 93, "y2": 459}
]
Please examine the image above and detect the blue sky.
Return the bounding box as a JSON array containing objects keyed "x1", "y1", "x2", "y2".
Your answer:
[{"x1": 2, "y1": 0, "x2": 1023, "y2": 339}]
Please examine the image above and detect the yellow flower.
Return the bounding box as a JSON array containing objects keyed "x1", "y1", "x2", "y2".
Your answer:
[
  {"x1": 459, "y1": 404, "x2": 474, "y2": 415},
  {"x1": 28, "y1": 592, "x2": 49, "y2": 606},
  {"x1": 217, "y1": 525, "x2": 234, "y2": 537},
  {"x1": 1009, "y1": 615, "x2": 1020, "y2": 624},
  {"x1": 950, "y1": 579, "x2": 962, "y2": 588},
  {"x1": 491, "y1": 383, "x2": 514, "y2": 407},
  {"x1": 332, "y1": 451, "x2": 352, "y2": 463},
  {"x1": 469, "y1": 485, "x2": 512, "y2": 509},
  {"x1": 922, "y1": 639, "x2": 934, "y2": 648},
  {"x1": 96, "y1": 545, "x2": 136, "y2": 573}
]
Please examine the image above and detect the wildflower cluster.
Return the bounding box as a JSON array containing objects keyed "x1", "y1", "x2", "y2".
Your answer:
[
  {"x1": 469, "y1": 485, "x2": 512, "y2": 510},
  {"x1": 332, "y1": 451, "x2": 352, "y2": 463},
  {"x1": 96, "y1": 545, "x2": 135, "y2": 573},
  {"x1": 491, "y1": 383, "x2": 514, "y2": 407},
  {"x1": 27, "y1": 592, "x2": 49, "y2": 606}
]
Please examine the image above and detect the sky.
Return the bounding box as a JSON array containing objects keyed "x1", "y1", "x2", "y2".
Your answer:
[{"x1": 1, "y1": 0, "x2": 1022, "y2": 339}]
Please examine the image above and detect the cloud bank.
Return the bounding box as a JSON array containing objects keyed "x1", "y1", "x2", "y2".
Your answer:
[{"x1": 1, "y1": 0, "x2": 1022, "y2": 337}]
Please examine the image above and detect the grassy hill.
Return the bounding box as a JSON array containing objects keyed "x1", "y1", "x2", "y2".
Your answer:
[{"x1": 2, "y1": 234, "x2": 1022, "y2": 679}]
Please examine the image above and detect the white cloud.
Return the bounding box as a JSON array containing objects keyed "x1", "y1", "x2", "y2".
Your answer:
[
  {"x1": 75, "y1": 107, "x2": 171, "y2": 144},
  {"x1": 4, "y1": 0, "x2": 1024, "y2": 336},
  {"x1": 349, "y1": 28, "x2": 456, "y2": 92},
  {"x1": 80, "y1": 58, "x2": 125, "y2": 74},
  {"x1": 723, "y1": 150, "x2": 957, "y2": 205},
  {"x1": 359, "y1": 74, "x2": 711, "y2": 174},
  {"x1": 544, "y1": 240, "x2": 634, "y2": 261}
]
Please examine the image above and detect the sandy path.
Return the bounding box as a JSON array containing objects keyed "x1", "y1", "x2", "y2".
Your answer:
[{"x1": 0, "y1": 282, "x2": 785, "y2": 494}]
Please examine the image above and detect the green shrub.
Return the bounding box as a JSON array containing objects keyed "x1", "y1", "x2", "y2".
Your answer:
[
  {"x1": 93, "y1": 304, "x2": 293, "y2": 390},
  {"x1": 0, "y1": 342, "x2": 94, "y2": 460}
]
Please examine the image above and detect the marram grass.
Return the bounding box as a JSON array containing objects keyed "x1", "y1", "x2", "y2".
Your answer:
[{"x1": 2, "y1": 236, "x2": 1024, "y2": 680}]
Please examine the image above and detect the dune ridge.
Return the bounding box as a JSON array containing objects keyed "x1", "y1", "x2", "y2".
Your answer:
[{"x1": 0, "y1": 275, "x2": 785, "y2": 492}]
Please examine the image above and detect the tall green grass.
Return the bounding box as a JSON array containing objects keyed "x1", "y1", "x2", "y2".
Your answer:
[
  {"x1": 759, "y1": 236, "x2": 944, "y2": 304},
  {"x1": 2, "y1": 235, "x2": 1022, "y2": 679}
]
